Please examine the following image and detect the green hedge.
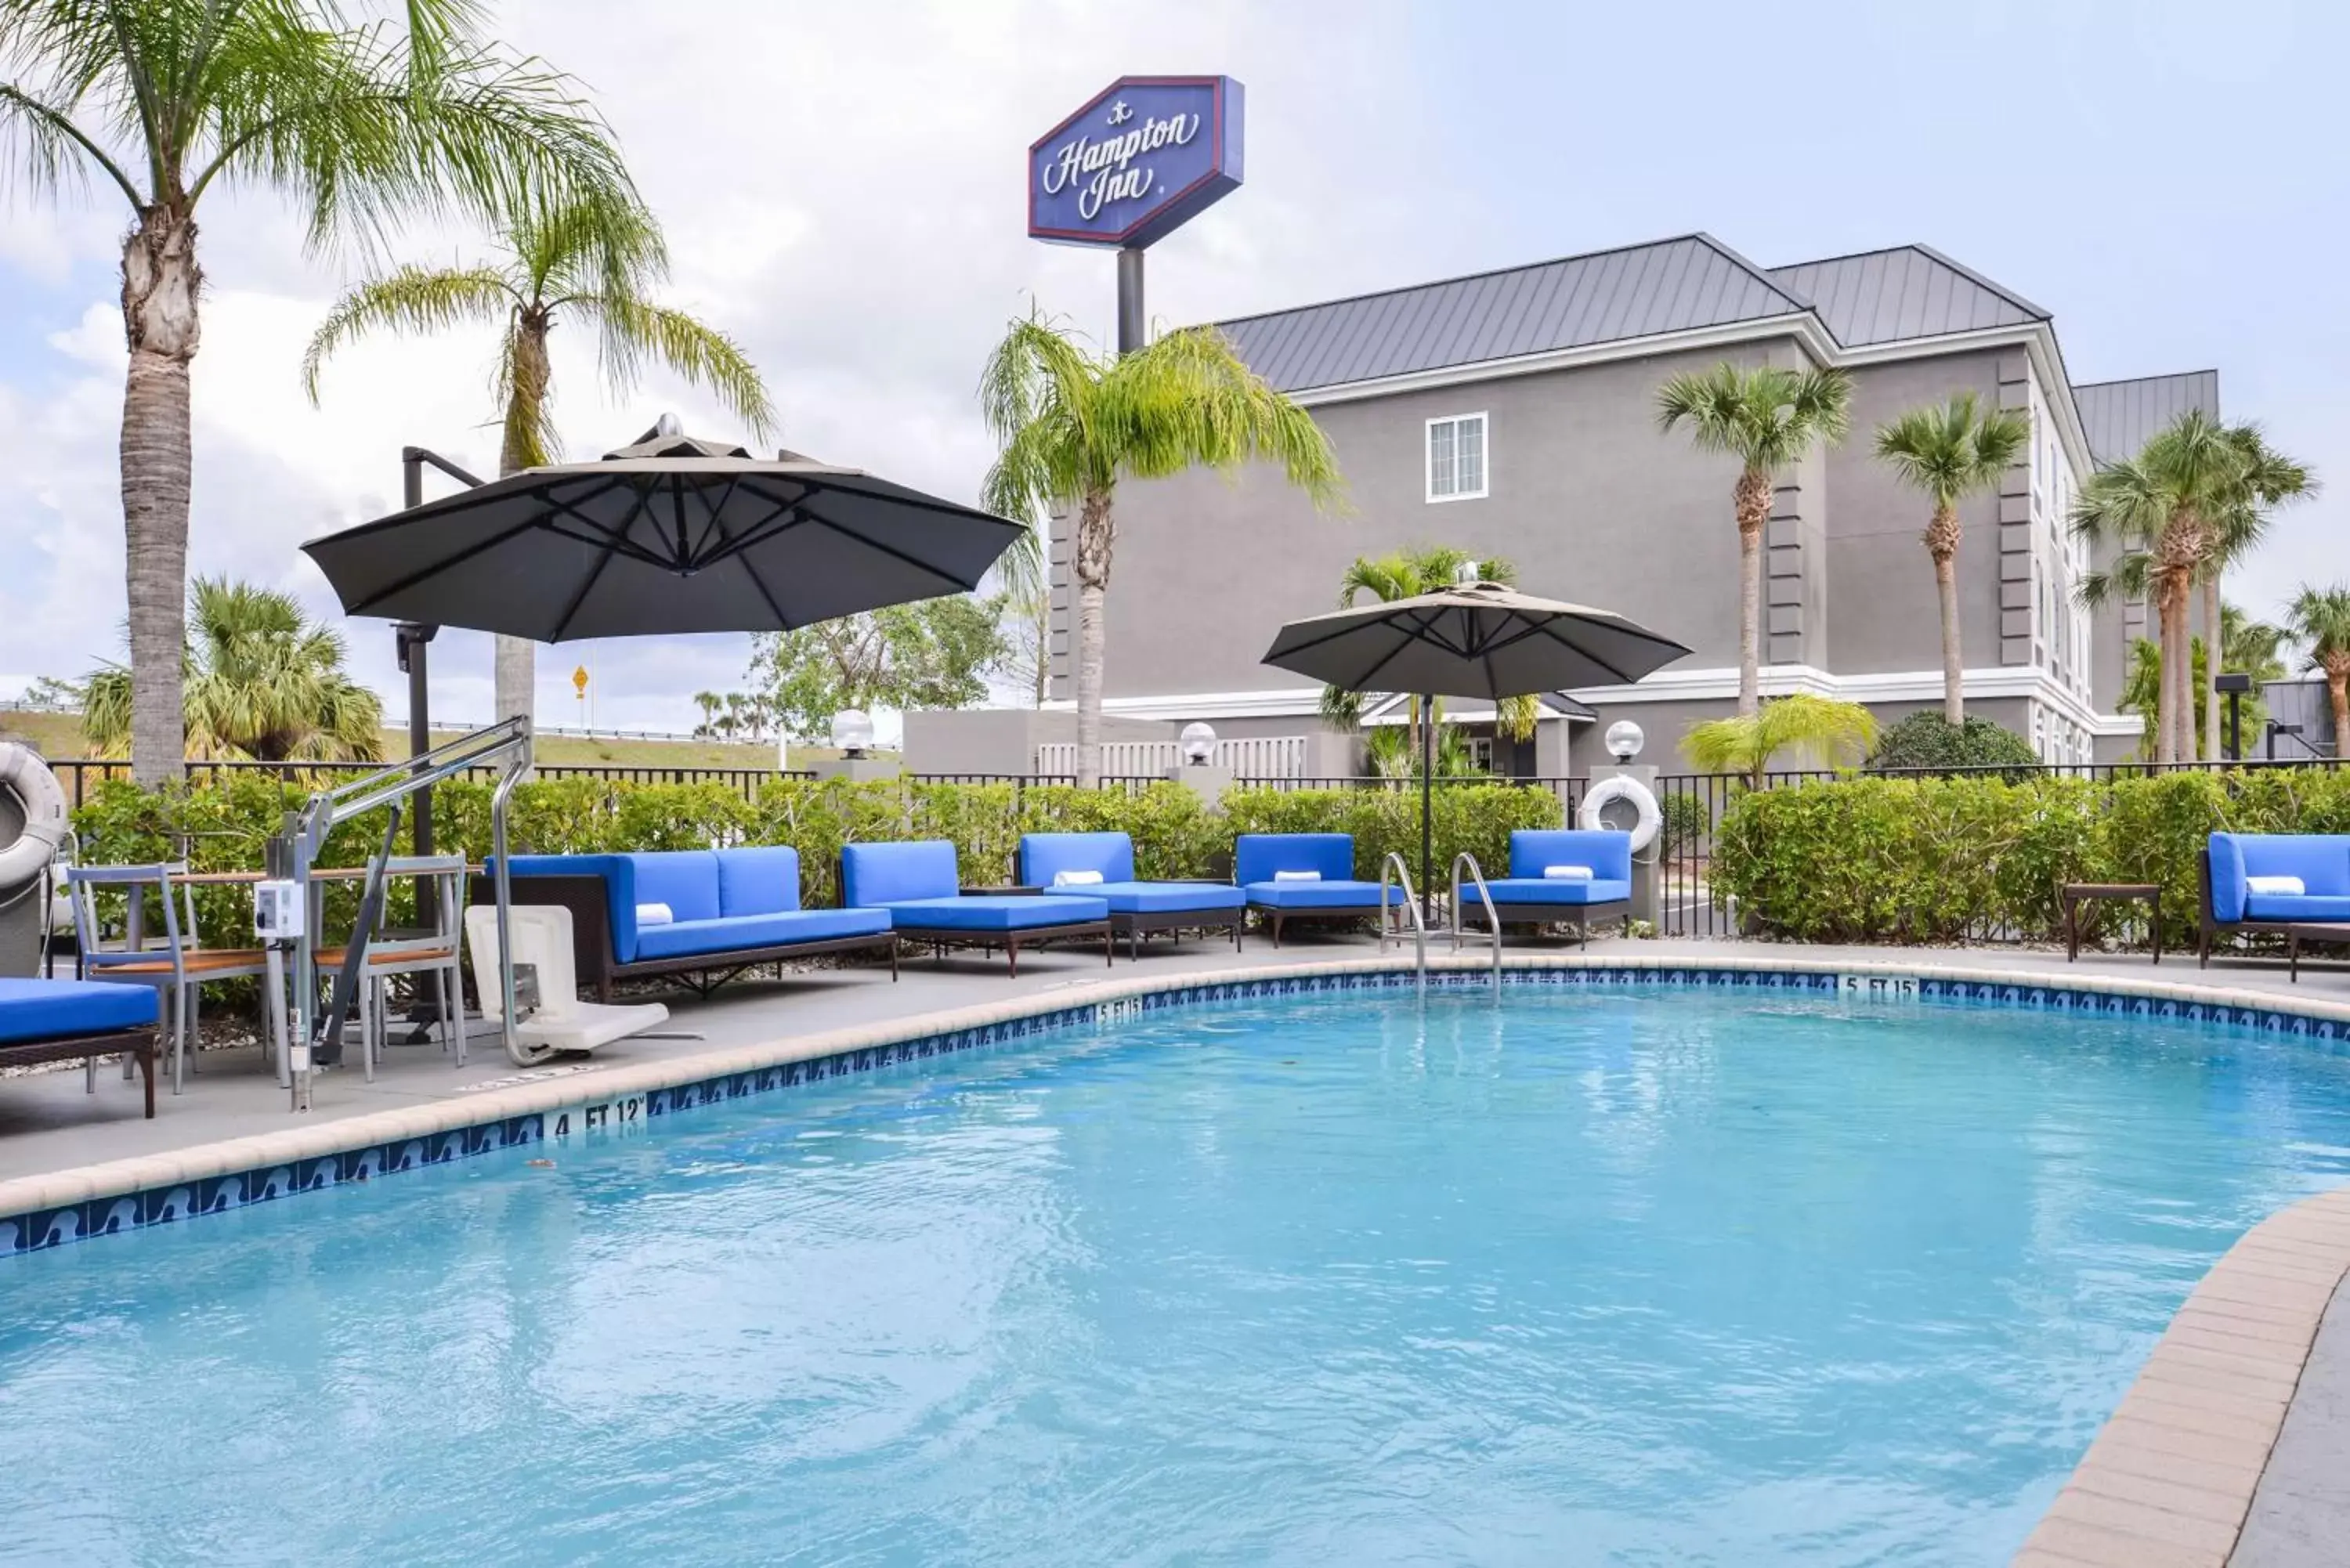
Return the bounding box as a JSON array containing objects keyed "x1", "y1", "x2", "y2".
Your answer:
[
  {"x1": 1710, "y1": 769, "x2": 2350, "y2": 947},
  {"x1": 70, "y1": 775, "x2": 1566, "y2": 938}
]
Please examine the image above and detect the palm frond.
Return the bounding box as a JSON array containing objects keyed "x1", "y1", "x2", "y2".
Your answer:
[
  {"x1": 302, "y1": 262, "x2": 514, "y2": 402},
  {"x1": 581, "y1": 294, "x2": 775, "y2": 439},
  {"x1": 1657, "y1": 361, "x2": 1853, "y2": 471}
]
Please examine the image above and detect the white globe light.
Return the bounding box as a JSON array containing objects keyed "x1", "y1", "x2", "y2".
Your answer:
[
  {"x1": 831, "y1": 708, "x2": 876, "y2": 756},
  {"x1": 1180, "y1": 721, "x2": 1217, "y2": 765},
  {"x1": 1604, "y1": 720, "x2": 1644, "y2": 762}
]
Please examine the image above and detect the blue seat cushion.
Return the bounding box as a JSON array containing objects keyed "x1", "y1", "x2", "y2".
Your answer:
[
  {"x1": 2209, "y1": 833, "x2": 2350, "y2": 923},
  {"x1": 2246, "y1": 894, "x2": 2350, "y2": 923},
  {"x1": 1508, "y1": 829, "x2": 1633, "y2": 883},
  {"x1": 630, "y1": 907, "x2": 891, "y2": 962},
  {"x1": 842, "y1": 841, "x2": 960, "y2": 906},
  {"x1": 1243, "y1": 880, "x2": 1402, "y2": 910},
  {"x1": 1020, "y1": 832, "x2": 1137, "y2": 887},
  {"x1": 1484, "y1": 877, "x2": 1633, "y2": 907},
  {"x1": 1234, "y1": 833, "x2": 1357, "y2": 886},
  {"x1": 1093, "y1": 881, "x2": 1246, "y2": 915},
  {"x1": 716, "y1": 846, "x2": 802, "y2": 917},
  {"x1": 0, "y1": 977, "x2": 159, "y2": 1044},
  {"x1": 882, "y1": 894, "x2": 1109, "y2": 932}
]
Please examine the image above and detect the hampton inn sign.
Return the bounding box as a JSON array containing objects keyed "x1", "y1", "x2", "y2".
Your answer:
[{"x1": 1027, "y1": 75, "x2": 1246, "y2": 248}]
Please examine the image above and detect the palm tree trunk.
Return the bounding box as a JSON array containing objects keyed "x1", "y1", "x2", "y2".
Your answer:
[
  {"x1": 2149, "y1": 573, "x2": 2175, "y2": 765},
  {"x1": 2165, "y1": 576, "x2": 2193, "y2": 766},
  {"x1": 119, "y1": 209, "x2": 202, "y2": 785},
  {"x1": 2330, "y1": 667, "x2": 2349, "y2": 762},
  {"x1": 495, "y1": 317, "x2": 555, "y2": 771},
  {"x1": 2201, "y1": 572, "x2": 2222, "y2": 764},
  {"x1": 1928, "y1": 502, "x2": 1963, "y2": 727},
  {"x1": 1072, "y1": 488, "x2": 1115, "y2": 786},
  {"x1": 1734, "y1": 466, "x2": 1770, "y2": 717}
]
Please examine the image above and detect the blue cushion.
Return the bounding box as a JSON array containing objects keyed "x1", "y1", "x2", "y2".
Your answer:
[
  {"x1": 881, "y1": 894, "x2": 1108, "y2": 932},
  {"x1": 1234, "y1": 833, "x2": 1357, "y2": 887},
  {"x1": 2245, "y1": 894, "x2": 2350, "y2": 923},
  {"x1": 1092, "y1": 881, "x2": 1246, "y2": 915},
  {"x1": 717, "y1": 846, "x2": 801, "y2": 917},
  {"x1": 842, "y1": 841, "x2": 960, "y2": 906},
  {"x1": 2211, "y1": 833, "x2": 2350, "y2": 923},
  {"x1": 0, "y1": 977, "x2": 159, "y2": 1044},
  {"x1": 1243, "y1": 879, "x2": 1403, "y2": 910},
  {"x1": 503, "y1": 851, "x2": 728, "y2": 963},
  {"x1": 1019, "y1": 832, "x2": 1137, "y2": 887},
  {"x1": 1484, "y1": 877, "x2": 1633, "y2": 907},
  {"x1": 631, "y1": 906, "x2": 890, "y2": 961},
  {"x1": 1509, "y1": 829, "x2": 1632, "y2": 883}
]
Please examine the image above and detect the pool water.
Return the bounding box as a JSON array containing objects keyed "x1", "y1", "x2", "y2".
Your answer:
[{"x1": 5, "y1": 988, "x2": 2350, "y2": 1566}]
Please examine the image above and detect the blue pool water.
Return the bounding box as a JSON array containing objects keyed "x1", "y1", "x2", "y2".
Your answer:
[{"x1": 5, "y1": 988, "x2": 2350, "y2": 1566}]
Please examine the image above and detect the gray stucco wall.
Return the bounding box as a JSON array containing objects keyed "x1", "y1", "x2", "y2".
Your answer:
[
  {"x1": 1817, "y1": 349, "x2": 2008, "y2": 675},
  {"x1": 1089, "y1": 341, "x2": 1808, "y2": 699}
]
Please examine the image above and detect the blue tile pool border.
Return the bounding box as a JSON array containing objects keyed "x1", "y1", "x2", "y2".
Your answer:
[{"x1": 6, "y1": 957, "x2": 2348, "y2": 1259}]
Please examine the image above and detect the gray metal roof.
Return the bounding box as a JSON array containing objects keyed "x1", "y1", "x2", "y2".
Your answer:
[
  {"x1": 2070, "y1": 370, "x2": 2222, "y2": 466},
  {"x1": 1218, "y1": 233, "x2": 1810, "y2": 395},
  {"x1": 1766, "y1": 245, "x2": 2047, "y2": 347}
]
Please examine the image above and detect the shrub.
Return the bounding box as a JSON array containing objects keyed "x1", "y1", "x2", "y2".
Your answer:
[
  {"x1": 1865, "y1": 712, "x2": 2038, "y2": 774},
  {"x1": 1711, "y1": 768, "x2": 2350, "y2": 948}
]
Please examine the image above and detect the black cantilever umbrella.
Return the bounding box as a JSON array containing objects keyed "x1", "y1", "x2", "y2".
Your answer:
[
  {"x1": 1262, "y1": 578, "x2": 1690, "y2": 904},
  {"x1": 302, "y1": 425, "x2": 1027, "y2": 641}
]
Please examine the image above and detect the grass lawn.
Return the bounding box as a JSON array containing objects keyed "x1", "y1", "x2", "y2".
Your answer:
[{"x1": 0, "y1": 709, "x2": 791, "y2": 771}]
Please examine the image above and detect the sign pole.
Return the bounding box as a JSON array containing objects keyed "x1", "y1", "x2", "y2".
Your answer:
[{"x1": 1117, "y1": 247, "x2": 1145, "y2": 356}]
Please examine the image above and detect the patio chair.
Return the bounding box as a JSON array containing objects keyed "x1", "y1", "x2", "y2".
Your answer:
[
  {"x1": 1459, "y1": 829, "x2": 1633, "y2": 948},
  {"x1": 1235, "y1": 833, "x2": 1408, "y2": 946},
  {"x1": 312, "y1": 855, "x2": 469, "y2": 1079},
  {"x1": 841, "y1": 840, "x2": 1110, "y2": 976},
  {"x1": 1017, "y1": 831, "x2": 1245, "y2": 959},
  {"x1": 67, "y1": 862, "x2": 269, "y2": 1095}
]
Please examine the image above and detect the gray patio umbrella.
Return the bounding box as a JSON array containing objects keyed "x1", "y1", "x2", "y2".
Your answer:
[
  {"x1": 302, "y1": 424, "x2": 1027, "y2": 642},
  {"x1": 1261, "y1": 577, "x2": 1690, "y2": 903}
]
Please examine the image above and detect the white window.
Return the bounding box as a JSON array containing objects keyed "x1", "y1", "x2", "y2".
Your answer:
[{"x1": 1426, "y1": 413, "x2": 1488, "y2": 502}]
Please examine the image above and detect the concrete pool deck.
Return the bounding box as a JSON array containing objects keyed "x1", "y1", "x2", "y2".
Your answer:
[{"x1": 4, "y1": 932, "x2": 2348, "y2": 1566}]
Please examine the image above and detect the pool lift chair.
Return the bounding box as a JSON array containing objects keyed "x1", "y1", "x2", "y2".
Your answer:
[
  {"x1": 464, "y1": 903, "x2": 682, "y2": 1056},
  {"x1": 266, "y1": 717, "x2": 686, "y2": 1112}
]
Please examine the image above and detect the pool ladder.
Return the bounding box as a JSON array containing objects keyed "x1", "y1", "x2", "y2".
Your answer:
[
  {"x1": 1377, "y1": 853, "x2": 1505, "y2": 993},
  {"x1": 1449, "y1": 853, "x2": 1503, "y2": 992},
  {"x1": 1378, "y1": 852, "x2": 1427, "y2": 994}
]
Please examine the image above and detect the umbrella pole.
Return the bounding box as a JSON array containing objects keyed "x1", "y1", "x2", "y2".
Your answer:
[{"x1": 1419, "y1": 695, "x2": 1434, "y2": 922}]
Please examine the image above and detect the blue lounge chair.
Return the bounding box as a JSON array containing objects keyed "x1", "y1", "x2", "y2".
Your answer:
[
  {"x1": 0, "y1": 977, "x2": 160, "y2": 1118},
  {"x1": 842, "y1": 840, "x2": 1111, "y2": 976},
  {"x1": 1018, "y1": 831, "x2": 1246, "y2": 959},
  {"x1": 1462, "y1": 829, "x2": 1633, "y2": 948},
  {"x1": 483, "y1": 847, "x2": 896, "y2": 999},
  {"x1": 1235, "y1": 833, "x2": 1405, "y2": 946},
  {"x1": 2200, "y1": 833, "x2": 2350, "y2": 967}
]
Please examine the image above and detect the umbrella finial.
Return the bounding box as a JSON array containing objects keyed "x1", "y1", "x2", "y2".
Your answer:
[
  {"x1": 654, "y1": 412, "x2": 683, "y2": 438},
  {"x1": 1454, "y1": 558, "x2": 1481, "y2": 587}
]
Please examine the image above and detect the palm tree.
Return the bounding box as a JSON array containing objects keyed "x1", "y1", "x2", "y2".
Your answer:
[
  {"x1": 0, "y1": 2, "x2": 631, "y2": 782},
  {"x1": 2196, "y1": 428, "x2": 2315, "y2": 760},
  {"x1": 2071, "y1": 410, "x2": 2257, "y2": 764},
  {"x1": 1684, "y1": 693, "x2": 1878, "y2": 788},
  {"x1": 1318, "y1": 547, "x2": 1538, "y2": 762},
  {"x1": 1871, "y1": 393, "x2": 2030, "y2": 726},
  {"x1": 979, "y1": 311, "x2": 1345, "y2": 785},
  {"x1": 2286, "y1": 585, "x2": 2350, "y2": 759},
  {"x1": 80, "y1": 577, "x2": 382, "y2": 762},
  {"x1": 1655, "y1": 362, "x2": 1853, "y2": 717},
  {"x1": 305, "y1": 193, "x2": 773, "y2": 746}
]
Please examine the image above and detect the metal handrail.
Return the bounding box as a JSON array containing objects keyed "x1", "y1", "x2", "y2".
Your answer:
[
  {"x1": 1448, "y1": 851, "x2": 1502, "y2": 991},
  {"x1": 1379, "y1": 851, "x2": 1427, "y2": 995}
]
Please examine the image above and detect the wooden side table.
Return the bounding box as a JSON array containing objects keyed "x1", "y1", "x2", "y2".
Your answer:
[{"x1": 2062, "y1": 883, "x2": 2163, "y2": 963}]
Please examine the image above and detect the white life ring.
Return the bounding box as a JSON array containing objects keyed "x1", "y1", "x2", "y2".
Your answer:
[
  {"x1": 0, "y1": 743, "x2": 69, "y2": 891},
  {"x1": 1579, "y1": 772, "x2": 1663, "y2": 854}
]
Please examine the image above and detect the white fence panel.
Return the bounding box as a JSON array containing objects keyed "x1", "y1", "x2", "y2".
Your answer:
[{"x1": 1034, "y1": 735, "x2": 1308, "y2": 778}]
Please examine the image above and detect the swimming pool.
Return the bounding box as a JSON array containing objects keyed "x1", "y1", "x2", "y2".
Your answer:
[{"x1": 4, "y1": 984, "x2": 2348, "y2": 1566}]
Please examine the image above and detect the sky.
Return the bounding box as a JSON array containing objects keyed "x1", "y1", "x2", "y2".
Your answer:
[{"x1": 2, "y1": 0, "x2": 2345, "y2": 734}]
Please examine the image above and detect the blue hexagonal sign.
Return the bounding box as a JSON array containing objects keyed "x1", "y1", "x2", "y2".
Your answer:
[{"x1": 1028, "y1": 76, "x2": 1245, "y2": 249}]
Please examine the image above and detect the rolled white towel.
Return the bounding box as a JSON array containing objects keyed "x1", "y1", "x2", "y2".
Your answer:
[
  {"x1": 1052, "y1": 869, "x2": 1104, "y2": 887},
  {"x1": 2246, "y1": 875, "x2": 2307, "y2": 898},
  {"x1": 1542, "y1": 865, "x2": 1596, "y2": 881},
  {"x1": 1272, "y1": 869, "x2": 1321, "y2": 883},
  {"x1": 635, "y1": 901, "x2": 675, "y2": 926}
]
